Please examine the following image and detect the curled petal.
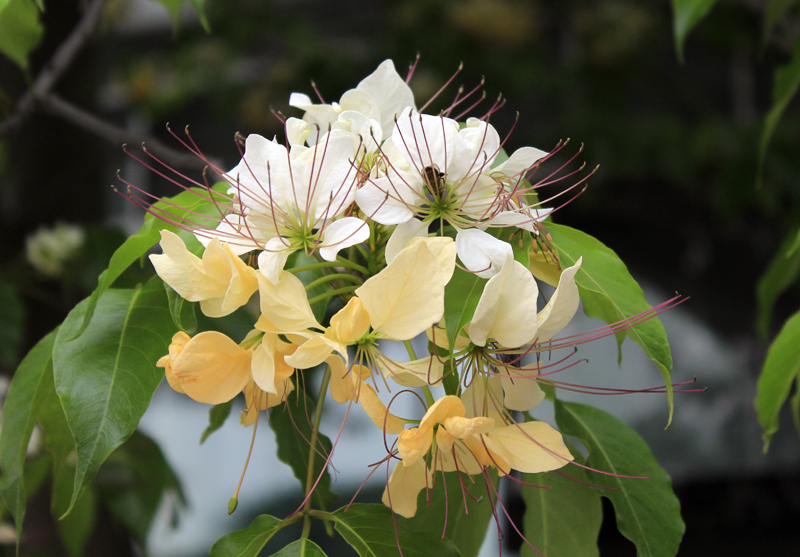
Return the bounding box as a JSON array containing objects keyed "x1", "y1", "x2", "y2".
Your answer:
[
  {"x1": 251, "y1": 334, "x2": 295, "y2": 395},
  {"x1": 329, "y1": 297, "x2": 371, "y2": 343},
  {"x1": 498, "y1": 367, "x2": 546, "y2": 412},
  {"x1": 455, "y1": 228, "x2": 513, "y2": 279},
  {"x1": 318, "y1": 217, "x2": 370, "y2": 262},
  {"x1": 443, "y1": 416, "x2": 495, "y2": 439},
  {"x1": 357, "y1": 383, "x2": 407, "y2": 434},
  {"x1": 381, "y1": 356, "x2": 444, "y2": 388},
  {"x1": 492, "y1": 146, "x2": 548, "y2": 178},
  {"x1": 284, "y1": 334, "x2": 346, "y2": 370},
  {"x1": 536, "y1": 257, "x2": 582, "y2": 342}
]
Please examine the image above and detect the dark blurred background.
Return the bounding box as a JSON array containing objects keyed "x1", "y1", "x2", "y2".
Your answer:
[{"x1": 1, "y1": 0, "x2": 799, "y2": 555}]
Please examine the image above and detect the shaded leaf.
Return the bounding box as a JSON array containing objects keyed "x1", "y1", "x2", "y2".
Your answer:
[
  {"x1": 763, "y1": 0, "x2": 799, "y2": 45},
  {"x1": 201, "y1": 401, "x2": 233, "y2": 444},
  {"x1": 444, "y1": 269, "x2": 486, "y2": 351},
  {"x1": 152, "y1": 0, "x2": 182, "y2": 28},
  {"x1": 333, "y1": 503, "x2": 462, "y2": 557},
  {"x1": 0, "y1": 327, "x2": 58, "y2": 539},
  {"x1": 755, "y1": 309, "x2": 800, "y2": 451},
  {"x1": 546, "y1": 223, "x2": 675, "y2": 423},
  {"x1": 188, "y1": 0, "x2": 210, "y2": 32},
  {"x1": 522, "y1": 443, "x2": 602, "y2": 557},
  {"x1": 407, "y1": 470, "x2": 496, "y2": 557},
  {"x1": 0, "y1": 281, "x2": 24, "y2": 368},
  {"x1": 792, "y1": 375, "x2": 800, "y2": 437},
  {"x1": 756, "y1": 225, "x2": 800, "y2": 339},
  {"x1": 210, "y1": 514, "x2": 283, "y2": 557},
  {"x1": 0, "y1": 0, "x2": 43, "y2": 71},
  {"x1": 671, "y1": 0, "x2": 719, "y2": 62},
  {"x1": 72, "y1": 184, "x2": 229, "y2": 340},
  {"x1": 97, "y1": 430, "x2": 184, "y2": 548},
  {"x1": 759, "y1": 34, "x2": 800, "y2": 181},
  {"x1": 57, "y1": 487, "x2": 95, "y2": 557},
  {"x1": 269, "y1": 388, "x2": 337, "y2": 512},
  {"x1": 554, "y1": 400, "x2": 684, "y2": 557},
  {"x1": 53, "y1": 275, "x2": 177, "y2": 514},
  {"x1": 270, "y1": 539, "x2": 328, "y2": 557},
  {"x1": 165, "y1": 281, "x2": 198, "y2": 334}
]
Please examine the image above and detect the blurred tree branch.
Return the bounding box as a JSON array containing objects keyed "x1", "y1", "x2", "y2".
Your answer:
[{"x1": 0, "y1": 0, "x2": 209, "y2": 170}]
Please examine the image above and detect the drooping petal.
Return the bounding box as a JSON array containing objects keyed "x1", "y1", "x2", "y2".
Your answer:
[
  {"x1": 407, "y1": 236, "x2": 457, "y2": 284},
  {"x1": 170, "y1": 331, "x2": 252, "y2": 405},
  {"x1": 455, "y1": 228, "x2": 514, "y2": 279},
  {"x1": 460, "y1": 374, "x2": 505, "y2": 420},
  {"x1": 398, "y1": 396, "x2": 465, "y2": 466},
  {"x1": 201, "y1": 243, "x2": 259, "y2": 318},
  {"x1": 357, "y1": 383, "x2": 407, "y2": 434},
  {"x1": 257, "y1": 271, "x2": 321, "y2": 333},
  {"x1": 284, "y1": 334, "x2": 346, "y2": 369},
  {"x1": 498, "y1": 367, "x2": 546, "y2": 412},
  {"x1": 257, "y1": 238, "x2": 294, "y2": 285},
  {"x1": 484, "y1": 421, "x2": 573, "y2": 474},
  {"x1": 492, "y1": 146, "x2": 548, "y2": 178},
  {"x1": 329, "y1": 297, "x2": 371, "y2": 343},
  {"x1": 150, "y1": 230, "x2": 225, "y2": 302},
  {"x1": 285, "y1": 117, "x2": 311, "y2": 146},
  {"x1": 484, "y1": 208, "x2": 553, "y2": 234},
  {"x1": 381, "y1": 458, "x2": 430, "y2": 519},
  {"x1": 356, "y1": 239, "x2": 447, "y2": 340},
  {"x1": 536, "y1": 257, "x2": 582, "y2": 342},
  {"x1": 385, "y1": 218, "x2": 428, "y2": 264},
  {"x1": 318, "y1": 217, "x2": 370, "y2": 262},
  {"x1": 251, "y1": 334, "x2": 295, "y2": 395},
  {"x1": 468, "y1": 257, "x2": 539, "y2": 347}
]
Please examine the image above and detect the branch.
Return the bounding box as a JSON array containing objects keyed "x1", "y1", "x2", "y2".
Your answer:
[
  {"x1": 0, "y1": 0, "x2": 108, "y2": 137},
  {"x1": 38, "y1": 93, "x2": 213, "y2": 170}
]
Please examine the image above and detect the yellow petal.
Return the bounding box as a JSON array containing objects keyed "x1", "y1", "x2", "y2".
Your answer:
[
  {"x1": 397, "y1": 427, "x2": 433, "y2": 467},
  {"x1": 257, "y1": 271, "x2": 321, "y2": 332},
  {"x1": 200, "y1": 243, "x2": 259, "y2": 317},
  {"x1": 357, "y1": 383, "x2": 407, "y2": 434},
  {"x1": 328, "y1": 356, "x2": 355, "y2": 403},
  {"x1": 171, "y1": 331, "x2": 252, "y2": 405},
  {"x1": 484, "y1": 421, "x2": 573, "y2": 474},
  {"x1": 381, "y1": 458, "x2": 431, "y2": 518},
  {"x1": 329, "y1": 297, "x2": 371, "y2": 342},
  {"x1": 251, "y1": 335, "x2": 295, "y2": 394},
  {"x1": 528, "y1": 247, "x2": 562, "y2": 287},
  {"x1": 443, "y1": 416, "x2": 495, "y2": 439},
  {"x1": 150, "y1": 230, "x2": 225, "y2": 301},
  {"x1": 284, "y1": 334, "x2": 346, "y2": 369},
  {"x1": 536, "y1": 257, "x2": 582, "y2": 342},
  {"x1": 407, "y1": 236, "x2": 457, "y2": 283},
  {"x1": 381, "y1": 356, "x2": 444, "y2": 388},
  {"x1": 356, "y1": 240, "x2": 447, "y2": 340}
]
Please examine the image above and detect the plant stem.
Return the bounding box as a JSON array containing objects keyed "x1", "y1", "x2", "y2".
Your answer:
[
  {"x1": 304, "y1": 273, "x2": 362, "y2": 292},
  {"x1": 301, "y1": 365, "x2": 332, "y2": 539},
  {"x1": 308, "y1": 286, "x2": 358, "y2": 305},
  {"x1": 288, "y1": 261, "x2": 345, "y2": 274},
  {"x1": 335, "y1": 256, "x2": 370, "y2": 276}
]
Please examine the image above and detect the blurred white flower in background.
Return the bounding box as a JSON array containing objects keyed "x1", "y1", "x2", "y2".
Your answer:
[{"x1": 25, "y1": 222, "x2": 85, "y2": 278}]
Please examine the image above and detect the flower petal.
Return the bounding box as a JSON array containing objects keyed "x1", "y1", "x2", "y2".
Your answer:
[
  {"x1": 318, "y1": 217, "x2": 370, "y2": 262},
  {"x1": 385, "y1": 218, "x2": 427, "y2": 264},
  {"x1": 257, "y1": 271, "x2": 321, "y2": 332},
  {"x1": 355, "y1": 59, "x2": 416, "y2": 141},
  {"x1": 381, "y1": 458, "x2": 430, "y2": 518},
  {"x1": 355, "y1": 169, "x2": 422, "y2": 225},
  {"x1": 484, "y1": 421, "x2": 573, "y2": 474},
  {"x1": 536, "y1": 257, "x2": 582, "y2": 342},
  {"x1": 455, "y1": 228, "x2": 513, "y2": 279}
]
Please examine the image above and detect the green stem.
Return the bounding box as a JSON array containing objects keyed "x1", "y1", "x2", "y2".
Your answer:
[
  {"x1": 301, "y1": 365, "x2": 332, "y2": 539},
  {"x1": 308, "y1": 286, "x2": 358, "y2": 305},
  {"x1": 288, "y1": 261, "x2": 344, "y2": 274},
  {"x1": 335, "y1": 256, "x2": 370, "y2": 276},
  {"x1": 403, "y1": 340, "x2": 417, "y2": 360},
  {"x1": 304, "y1": 273, "x2": 362, "y2": 292}
]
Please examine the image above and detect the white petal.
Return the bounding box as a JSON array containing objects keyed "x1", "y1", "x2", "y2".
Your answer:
[
  {"x1": 455, "y1": 228, "x2": 513, "y2": 279},
  {"x1": 452, "y1": 119, "x2": 500, "y2": 178},
  {"x1": 485, "y1": 209, "x2": 552, "y2": 234},
  {"x1": 469, "y1": 257, "x2": 539, "y2": 347},
  {"x1": 193, "y1": 214, "x2": 271, "y2": 255},
  {"x1": 258, "y1": 237, "x2": 293, "y2": 285},
  {"x1": 536, "y1": 257, "x2": 582, "y2": 342},
  {"x1": 355, "y1": 59, "x2": 416, "y2": 141},
  {"x1": 385, "y1": 218, "x2": 428, "y2": 264},
  {"x1": 285, "y1": 117, "x2": 311, "y2": 146},
  {"x1": 339, "y1": 88, "x2": 380, "y2": 122},
  {"x1": 225, "y1": 134, "x2": 293, "y2": 213},
  {"x1": 337, "y1": 110, "x2": 382, "y2": 154},
  {"x1": 499, "y1": 368, "x2": 545, "y2": 412},
  {"x1": 393, "y1": 108, "x2": 461, "y2": 176},
  {"x1": 355, "y1": 169, "x2": 422, "y2": 225},
  {"x1": 257, "y1": 271, "x2": 321, "y2": 332},
  {"x1": 492, "y1": 146, "x2": 548, "y2": 177},
  {"x1": 318, "y1": 217, "x2": 370, "y2": 261}
]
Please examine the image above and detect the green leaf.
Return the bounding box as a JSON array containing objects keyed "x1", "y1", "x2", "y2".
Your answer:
[
  {"x1": 405, "y1": 470, "x2": 496, "y2": 557},
  {"x1": 444, "y1": 269, "x2": 486, "y2": 351},
  {"x1": 270, "y1": 539, "x2": 328, "y2": 557},
  {"x1": 72, "y1": 184, "x2": 229, "y2": 340},
  {"x1": 554, "y1": 400, "x2": 684, "y2": 557},
  {"x1": 756, "y1": 225, "x2": 800, "y2": 339},
  {"x1": 97, "y1": 430, "x2": 185, "y2": 548},
  {"x1": 53, "y1": 275, "x2": 177, "y2": 515},
  {"x1": 763, "y1": 0, "x2": 799, "y2": 45},
  {"x1": 755, "y1": 309, "x2": 800, "y2": 451},
  {"x1": 0, "y1": 327, "x2": 58, "y2": 541},
  {"x1": 332, "y1": 503, "x2": 462, "y2": 557},
  {"x1": 522, "y1": 447, "x2": 602, "y2": 557},
  {"x1": 209, "y1": 514, "x2": 283, "y2": 557},
  {"x1": 671, "y1": 0, "x2": 719, "y2": 63},
  {"x1": 0, "y1": 0, "x2": 44, "y2": 71},
  {"x1": 546, "y1": 223, "x2": 675, "y2": 424},
  {"x1": 0, "y1": 281, "x2": 24, "y2": 368},
  {"x1": 791, "y1": 375, "x2": 800, "y2": 436},
  {"x1": 200, "y1": 401, "x2": 233, "y2": 443},
  {"x1": 188, "y1": 0, "x2": 210, "y2": 32},
  {"x1": 152, "y1": 0, "x2": 182, "y2": 29},
  {"x1": 759, "y1": 34, "x2": 800, "y2": 183},
  {"x1": 165, "y1": 281, "x2": 198, "y2": 334},
  {"x1": 269, "y1": 388, "x2": 337, "y2": 512},
  {"x1": 57, "y1": 487, "x2": 96, "y2": 557}
]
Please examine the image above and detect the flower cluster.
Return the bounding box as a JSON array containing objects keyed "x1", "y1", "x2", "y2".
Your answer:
[{"x1": 147, "y1": 60, "x2": 625, "y2": 520}]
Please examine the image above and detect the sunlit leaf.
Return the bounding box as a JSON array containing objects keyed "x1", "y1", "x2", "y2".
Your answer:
[
  {"x1": 755, "y1": 309, "x2": 800, "y2": 451},
  {"x1": 72, "y1": 184, "x2": 229, "y2": 340},
  {"x1": 759, "y1": 34, "x2": 800, "y2": 182},
  {"x1": 210, "y1": 514, "x2": 283, "y2": 557},
  {"x1": 671, "y1": 0, "x2": 719, "y2": 62},
  {"x1": 0, "y1": 328, "x2": 58, "y2": 540},
  {"x1": 53, "y1": 276, "x2": 177, "y2": 515},
  {"x1": 200, "y1": 401, "x2": 233, "y2": 444},
  {"x1": 407, "y1": 470, "x2": 497, "y2": 557},
  {"x1": 546, "y1": 223, "x2": 675, "y2": 424},
  {"x1": 269, "y1": 388, "x2": 337, "y2": 513},
  {"x1": 756, "y1": 225, "x2": 800, "y2": 339},
  {"x1": 554, "y1": 400, "x2": 684, "y2": 557},
  {"x1": 0, "y1": 0, "x2": 44, "y2": 71},
  {"x1": 332, "y1": 504, "x2": 462, "y2": 557}
]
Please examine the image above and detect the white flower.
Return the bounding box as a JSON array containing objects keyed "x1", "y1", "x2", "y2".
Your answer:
[{"x1": 25, "y1": 222, "x2": 85, "y2": 277}]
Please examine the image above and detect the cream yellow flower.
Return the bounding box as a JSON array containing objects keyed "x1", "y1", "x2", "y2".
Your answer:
[{"x1": 150, "y1": 229, "x2": 258, "y2": 317}]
